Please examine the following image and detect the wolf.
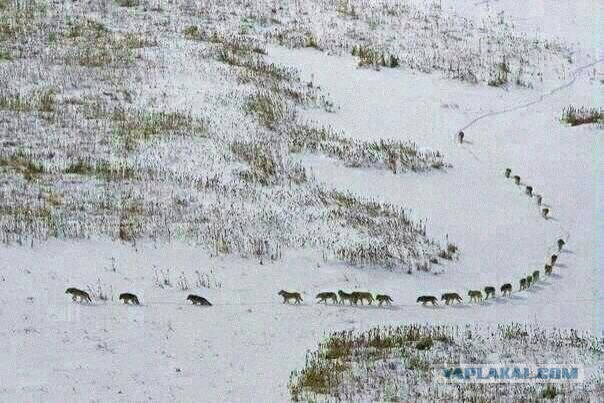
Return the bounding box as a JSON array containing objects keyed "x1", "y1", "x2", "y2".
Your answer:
[
  {"x1": 315, "y1": 292, "x2": 338, "y2": 304},
  {"x1": 278, "y1": 290, "x2": 302, "y2": 304},
  {"x1": 337, "y1": 290, "x2": 354, "y2": 305},
  {"x1": 468, "y1": 290, "x2": 483, "y2": 303},
  {"x1": 550, "y1": 254, "x2": 558, "y2": 266},
  {"x1": 513, "y1": 175, "x2": 521, "y2": 185},
  {"x1": 119, "y1": 293, "x2": 140, "y2": 305},
  {"x1": 441, "y1": 292, "x2": 463, "y2": 305},
  {"x1": 65, "y1": 287, "x2": 92, "y2": 303},
  {"x1": 557, "y1": 238, "x2": 565, "y2": 251},
  {"x1": 457, "y1": 130, "x2": 465, "y2": 143},
  {"x1": 536, "y1": 195, "x2": 543, "y2": 206},
  {"x1": 544, "y1": 264, "x2": 553, "y2": 275},
  {"x1": 484, "y1": 286, "x2": 496, "y2": 299},
  {"x1": 187, "y1": 294, "x2": 212, "y2": 306},
  {"x1": 416, "y1": 295, "x2": 438, "y2": 306},
  {"x1": 376, "y1": 294, "x2": 393, "y2": 307},
  {"x1": 541, "y1": 208, "x2": 549, "y2": 219},
  {"x1": 532, "y1": 270, "x2": 540, "y2": 282},
  {"x1": 351, "y1": 291, "x2": 374, "y2": 305},
  {"x1": 526, "y1": 275, "x2": 533, "y2": 288},
  {"x1": 504, "y1": 168, "x2": 512, "y2": 178},
  {"x1": 500, "y1": 283, "x2": 512, "y2": 296},
  {"x1": 525, "y1": 186, "x2": 533, "y2": 197},
  {"x1": 519, "y1": 278, "x2": 527, "y2": 291}
]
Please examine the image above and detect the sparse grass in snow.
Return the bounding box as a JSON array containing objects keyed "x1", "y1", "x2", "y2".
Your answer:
[
  {"x1": 288, "y1": 125, "x2": 448, "y2": 172},
  {"x1": 260, "y1": 0, "x2": 572, "y2": 86},
  {"x1": 351, "y1": 45, "x2": 399, "y2": 69},
  {"x1": 561, "y1": 106, "x2": 603, "y2": 127},
  {"x1": 0, "y1": 0, "x2": 450, "y2": 274},
  {"x1": 289, "y1": 324, "x2": 603, "y2": 402}
]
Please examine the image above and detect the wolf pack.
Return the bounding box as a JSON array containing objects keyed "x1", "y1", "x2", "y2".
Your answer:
[
  {"x1": 65, "y1": 288, "x2": 212, "y2": 307},
  {"x1": 277, "y1": 163, "x2": 568, "y2": 310},
  {"x1": 278, "y1": 289, "x2": 393, "y2": 307},
  {"x1": 415, "y1": 242, "x2": 562, "y2": 306},
  {"x1": 66, "y1": 168, "x2": 566, "y2": 310},
  {"x1": 66, "y1": 236, "x2": 565, "y2": 310},
  {"x1": 275, "y1": 237, "x2": 564, "y2": 309},
  {"x1": 503, "y1": 167, "x2": 551, "y2": 219},
  {"x1": 413, "y1": 163, "x2": 567, "y2": 307}
]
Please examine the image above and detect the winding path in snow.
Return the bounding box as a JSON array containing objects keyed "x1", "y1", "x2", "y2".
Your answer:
[
  {"x1": 458, "y1": 58, "x2": 603, "y2": 133},
  {"x1": 269, "y1": 44, "x2": 601, "y2": 336},
  {"x1": 455, "y1": 57, "x2": 603, "y2": 245}
]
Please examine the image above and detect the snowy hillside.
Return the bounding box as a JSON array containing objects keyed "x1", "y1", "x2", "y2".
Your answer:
[{"x1": 0, "y1": 0, "x2": 601, "y2": 401}]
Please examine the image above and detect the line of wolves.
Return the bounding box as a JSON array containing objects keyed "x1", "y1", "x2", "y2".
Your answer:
[
  {"x1": 67, "y1": 239, "x2": 565, "y2": 309},
  {"x1": 504, "y1": 167, "x2": 551, "y2": 219},
  {"x1": 417, "y1": 238, "x2": 565, "y2": 305},
  {"x1": 279, "y1": 241, "x2": 564, "y2": 308},
  {"x1": 278, "y1": 290, "x2": 393, "y2": 307},
  {"x1": 458, "y1": 135, "x2": 550, "y2": 219},
  {"x1": 65, "y1": 289, "x2": 212, "y2": 306}
]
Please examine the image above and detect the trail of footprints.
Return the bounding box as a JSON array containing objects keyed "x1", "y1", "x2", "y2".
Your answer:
[
  {"x1": 414, "y1": 167, "x2": 566, "y2": 307},
  {"x1": 65, "y1": 169, "x2": 567, "y2": 310}
]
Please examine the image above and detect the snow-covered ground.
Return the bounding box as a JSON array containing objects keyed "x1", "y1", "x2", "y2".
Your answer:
[
  {"x1": 269, "y1": 42, "x2": 602, "y2": 333},
  {"x1": 439, "y1": 0, "x2": 603, "y2": 53},
  {"x1": 1, "y1": 0, "x2": 602, "y2": 401}
]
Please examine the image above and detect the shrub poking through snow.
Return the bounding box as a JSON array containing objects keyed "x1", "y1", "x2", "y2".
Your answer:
[
  {"x1": 437, "y1": 242, "x2": 458, "y2": 260},
  {"x1": 561, "y1": 106, "x2": 603, "y2": 127},
  {"x1": 86, "y1": 279, "x2": 112, "y2": 301},
  {"x1": 351, "y1": 45, "x2": 399, "y2": 69},
  {"x1": 183, "y1": 25, "x2": 201, "y2": 40},
  {"x1": 289, "y1": 324, "x2": 603, "y2": 402},
  {"x1": 488, "y1": 60, "x2": 511, "y2": 87}
]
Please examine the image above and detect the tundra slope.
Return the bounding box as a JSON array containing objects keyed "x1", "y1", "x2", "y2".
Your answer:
[
  {"x1": 268, "y1": 43, "x2": 601, "y2": 333},
  {"x1": 0, "y1": 1, "x2": 602, "y2": 402},
  {"x1": 0, "y1": 1, "x2": 447, "y2": 271}
]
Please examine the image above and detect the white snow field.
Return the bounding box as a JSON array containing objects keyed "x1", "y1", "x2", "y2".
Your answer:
[{"x1": 0, "y1": 0, "x2": 602, "y2": 402}]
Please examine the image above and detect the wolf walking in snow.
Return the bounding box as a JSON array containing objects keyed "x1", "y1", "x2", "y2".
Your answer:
[
  {"x1": 513, "y1": 175, "x2": 521, "y2": 185},
  {"x1": 351, "y1": 291, "x2": 374, "y2": 305},
  {"x1": 338, "y1": 290, "x2": 354, "y2": 305},
  {"x1": 441, "y1": 292, "x2": 463, "y2": 305},
  {"x1": 65, "y1": 287, "x2": 92, "y2": 303},
  {"x1": 525, "y1": 186, "x2": 533, "y2": 197},
  {"x1": 278, "y1": 290, "x2": 302, "y2": 304},
  {"x1": 457, "y1": 130, "x2": 465, "y2": 143},
  {"x1": 315, "y1": 292, "x2": 338, "y2": 304},
  {"x1": 187, "y1": 294, "x2": 212, "y2": 306},
  {"x1": 501, "y1": 283, "x2": 512, "y2": 296},
  {"x1": 468, "y1": 290, "x2": 483, "y2": 303},
  {"x1": 504, "y1": 168, "x2": 512, "y2": 178},
  {"x1": 417, "y1": 295, "x2": 438, "y2": 306},
  {"x1": 519, "y1": 278, "x2": 527, "y2": 291},
  {"x1": 119, "y1": 293, "x2": 140, "y2": 305},
  {"x1": 544, "y1": 264, "x2": 553, "y2": 275},
  {"x1": 550, "y1": 254, "x2": 558, "y2": 266},
  {"x1": 532, "y1": 270, "x2": 540, "y2": 283},
  {"x1": 376, "y1": 294, "x2": 393, "y2": 306},
  {"x1": 541, "y1": 208, "x2": 550, "y2": 219},
  {"x1": 557, "y1": 238, "x2": 565, "y2": 251},
  {"x1": 484, "y1": 286, "x2": 496, "y2": 299}
]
